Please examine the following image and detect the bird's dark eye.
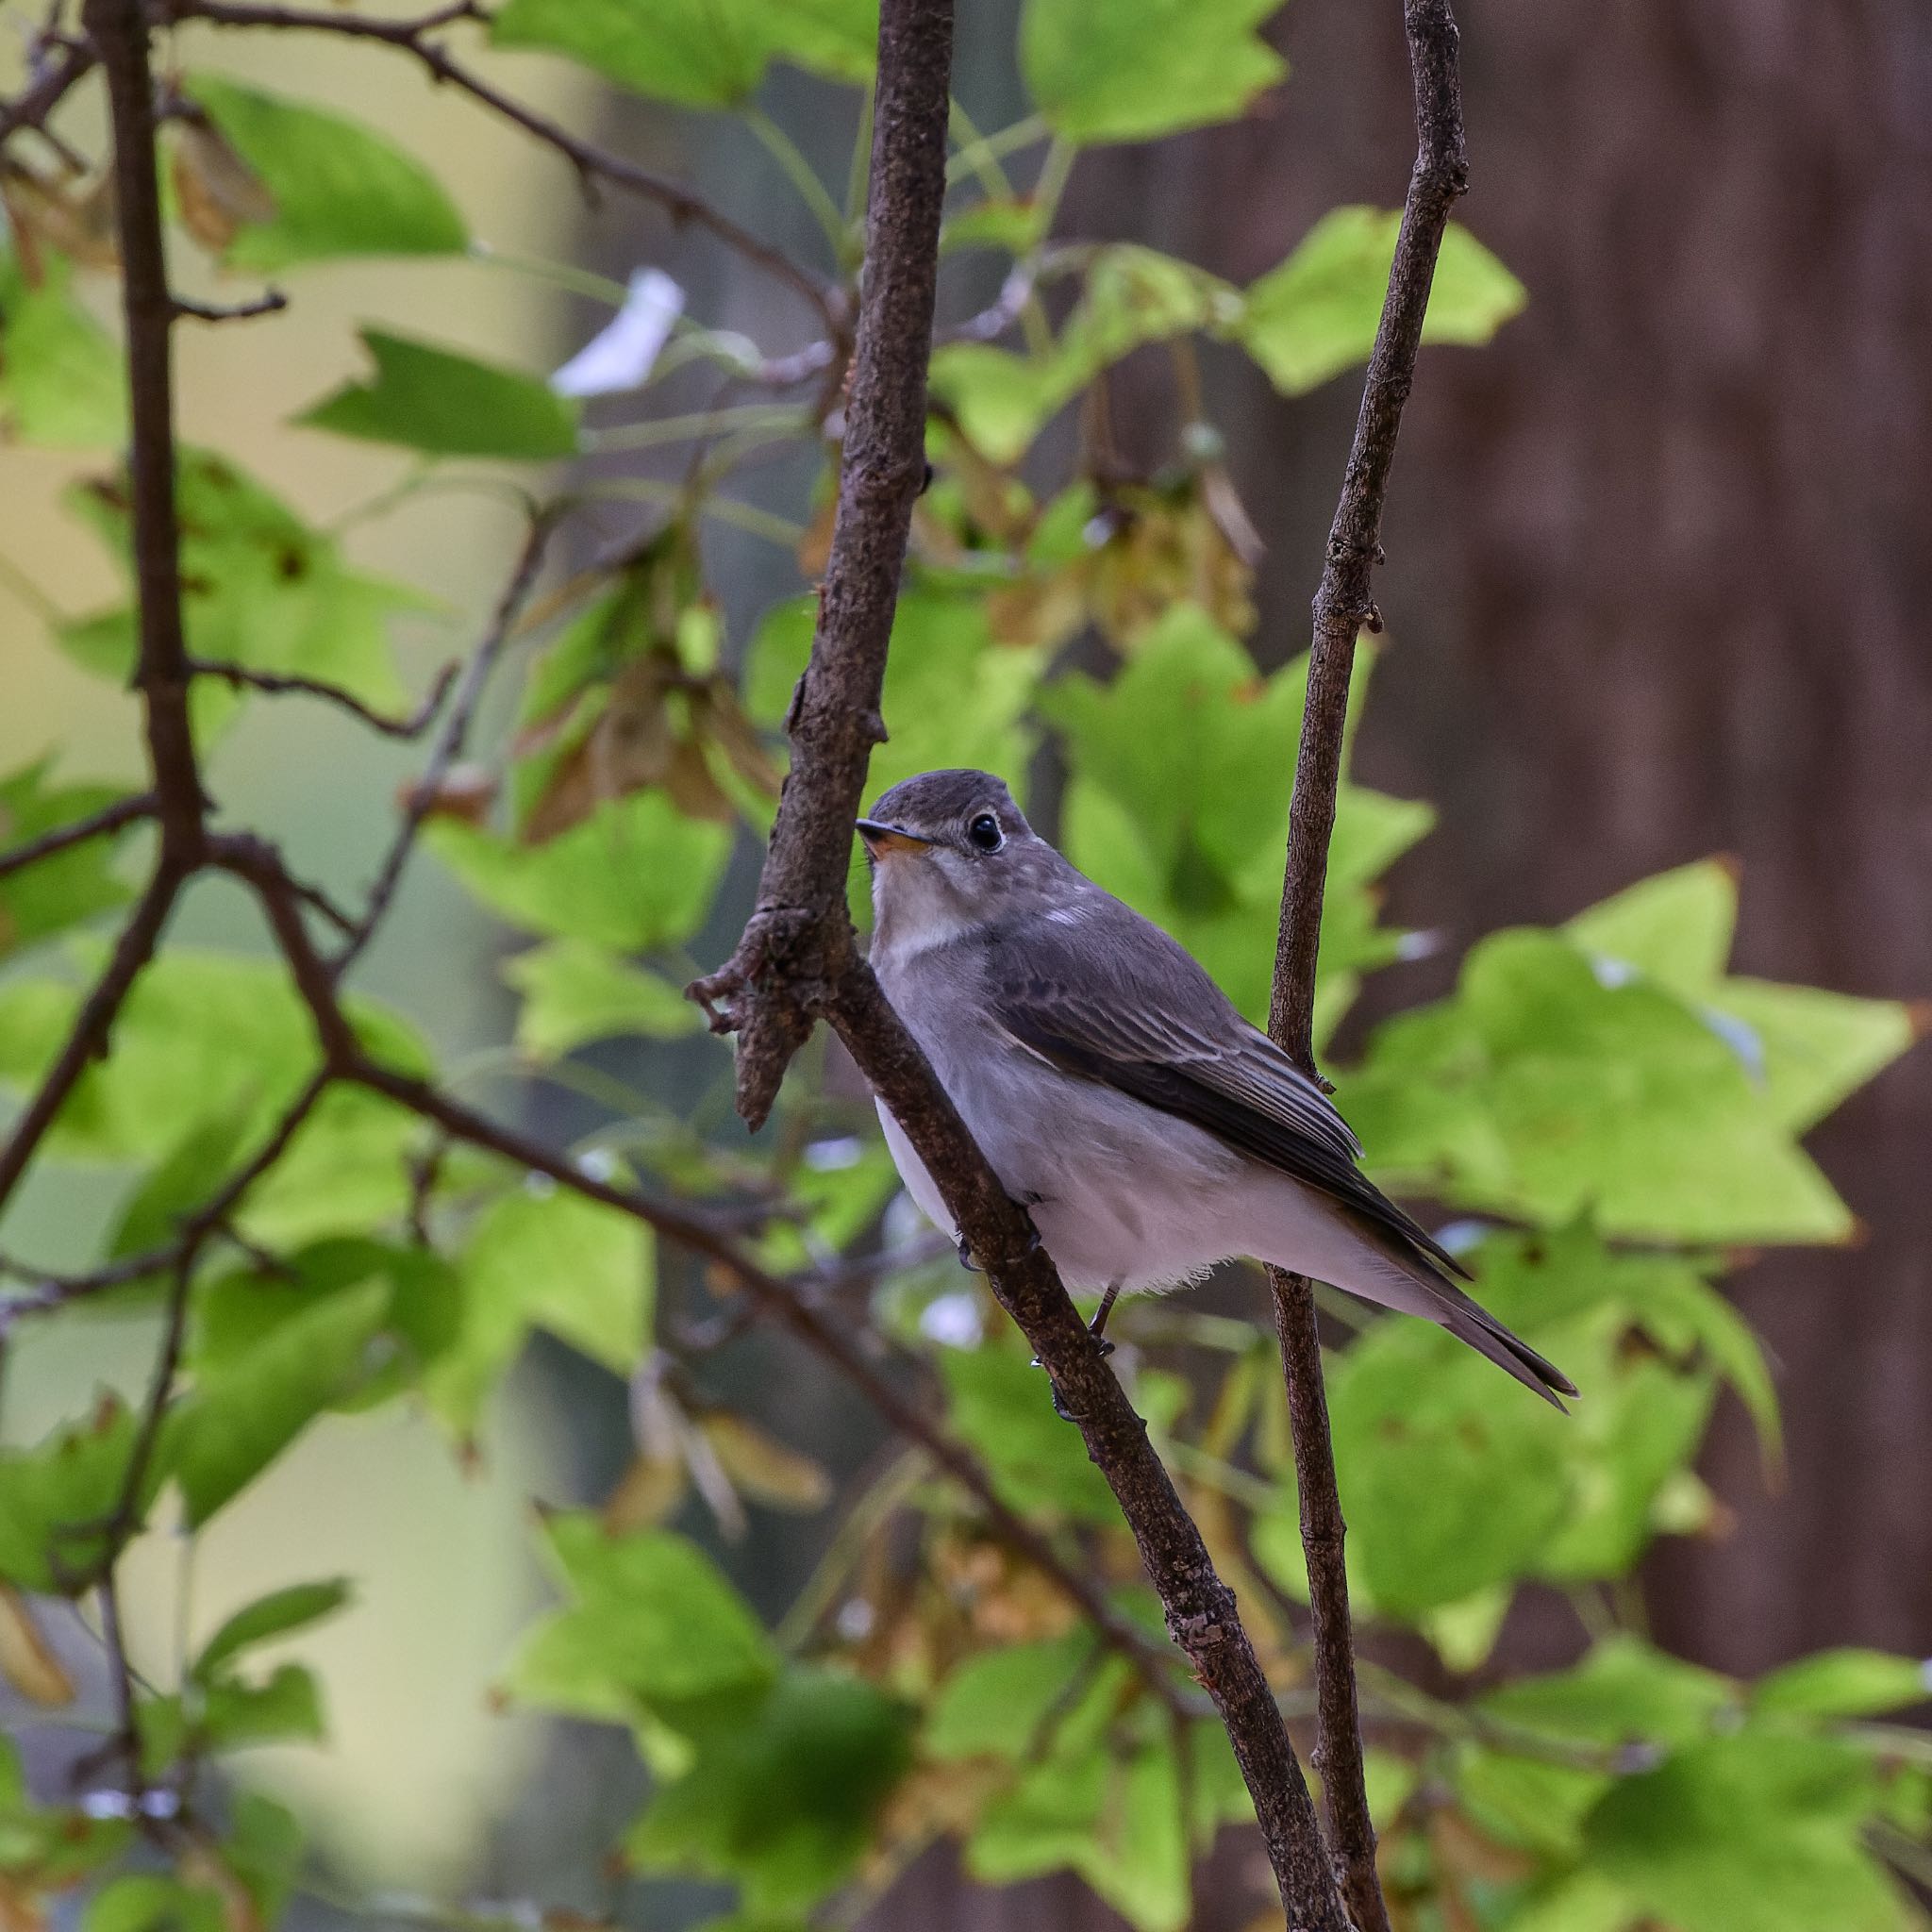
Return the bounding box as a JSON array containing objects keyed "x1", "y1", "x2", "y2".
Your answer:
[{"x1": 967, "y1": 812, "x2": 1004, "y2": 853}]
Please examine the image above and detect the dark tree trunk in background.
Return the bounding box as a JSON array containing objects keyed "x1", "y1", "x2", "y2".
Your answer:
[{"x1": 1076, "y1": 0, "x2": 1932, "y2": 1672}]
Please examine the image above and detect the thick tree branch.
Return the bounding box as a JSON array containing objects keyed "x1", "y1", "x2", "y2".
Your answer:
[
  {"x1": 687, "y1": 0, "x2": 956, "y2": 1134},
  {"x1": 156, "y1": 0, "x2": 842, "y2": 334},
  {"x1": 689, "y1": 2, "x2": 1349, "y2": 1924},
  {"x1": 1262, "y1": 6, "x2": 1471, "y2": 1929}
]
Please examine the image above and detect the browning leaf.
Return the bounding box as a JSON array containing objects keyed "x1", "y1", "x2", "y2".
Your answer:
[
  {"x1": 697, "y1": 1413, "x2": 834, "y2": 1512},
  {"x1": 171, "y1": 119, "x2": 277, "y2": 254},
  {"x1": 0, "y1": 1585, "x2": 75, "y2": 1707}
]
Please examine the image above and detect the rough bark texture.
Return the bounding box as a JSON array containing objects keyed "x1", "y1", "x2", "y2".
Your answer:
[
  {"x1": 1082, "y1": 0, "x2": 1932, "y2": 1679},
  {"x1": 691, "y1": 2, "x2": 1351, "y2": 1924}
]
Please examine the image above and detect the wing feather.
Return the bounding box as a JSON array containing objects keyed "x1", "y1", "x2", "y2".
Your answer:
[{"x1": 986, "y1": 902, "x2": 1471, "y2": 1282}]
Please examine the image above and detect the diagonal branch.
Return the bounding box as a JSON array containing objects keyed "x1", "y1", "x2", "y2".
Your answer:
[
  {"x1": 0, "y1": 791, "x2": 154, "y2": 883},
  {"x1": 156, "y1": 0, "x2": 843, "y2": 335},
  {"x1": 211, "y1": 837, "x2": 1187, "y2": 1706},
  {"x1": 330, "y1": 517, "x2": 555, "y2": 980},
  {"x1": 0, "y1": 33, "x2": 94, "y2": 152},
  {"x1": 1262, "y1": 6, "x2": 1472, "y2": 1929},
  {"x1": 689, "y1": 1, "x2": 1348, "y2": 1924}
]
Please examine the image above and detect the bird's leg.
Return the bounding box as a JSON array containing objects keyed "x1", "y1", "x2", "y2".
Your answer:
[
  {"x1": 955, "y1": 1232, "x2": 979, "y2": 1273},
  {"x1": 1039, "y1": 1281, "x2": 1126, "y2": 1421},
  {"x1": 1088, "y1": 1280, "x2": 1123, "y2": 1359}
]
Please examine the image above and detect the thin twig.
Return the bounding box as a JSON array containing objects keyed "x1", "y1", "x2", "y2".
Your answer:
[
  {"x1": 1261, "y1": 5, "x2": 1472, "y2": 1929},
  {"x1": 330, "y1": 518, "x2": 555, "y2": 980},
  {"x1": 0, "y1": 791, "x2": 154, "y2": 882},
  {"x1": 352, "y1": 1050, "x2": 1187, "y2": 1700},
  {"x1": 157, "y1": 0, "x2": 843, "y2": 334},
  {"x1": 0, "y1": 862, "x2": 183, "y2": 1215},
  {"x1": 186, "y1": 657, "x2": 459, "y2": 740},
  {"x1": 0, "y1": 32, "x2": 93, "y2": 150},
  {"x1": 686, "y1": 2, "x2": 1348, "y2": 1924},
  {"x1": 172, "y1": 289, "x2": 288, "y2": 323}
]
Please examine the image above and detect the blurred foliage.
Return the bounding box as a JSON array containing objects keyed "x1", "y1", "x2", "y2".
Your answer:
[{"x1": 2, "y1": 3, "x2": 1926, "y2": 1932}]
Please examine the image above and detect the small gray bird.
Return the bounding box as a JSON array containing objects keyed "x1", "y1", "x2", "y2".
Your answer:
[{"x1": 858, "y1": 769, "x2": 1575, "y2": 1407}]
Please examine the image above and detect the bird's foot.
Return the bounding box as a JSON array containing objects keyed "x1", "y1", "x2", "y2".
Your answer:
[{"x1": 955, "y1": 1233, "x2": 980, "y2": 1273}]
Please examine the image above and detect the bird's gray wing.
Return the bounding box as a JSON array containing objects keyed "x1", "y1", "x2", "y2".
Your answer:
[{"x1": 985, "y1": 901, "x2": 1472, "y2": 1282}]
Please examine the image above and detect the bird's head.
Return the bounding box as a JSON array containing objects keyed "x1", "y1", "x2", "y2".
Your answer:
[{"x1": 857, "y1": 769, "x2": 1058, "y2": 953}]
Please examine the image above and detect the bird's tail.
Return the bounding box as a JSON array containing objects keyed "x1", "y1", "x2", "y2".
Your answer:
[
  {"x1": 1337, "y1": 1207, "x2": 1577, "y2": 1408},
  {"x1": 1248, "y1": 1180, "x2": 1576, "y2": 1407}
]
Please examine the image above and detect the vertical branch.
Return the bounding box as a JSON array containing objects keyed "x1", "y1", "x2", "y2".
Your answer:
[
  {"x1": 86, "y1": 0, "x2": 205, "y2": 858},
  {"x1": 1264, "y1": 4, "x2": 1470, "y2": 1929},
  {"x1": 692, "y1": 0, "x2": 952, "y2": 1130},
  {"x1": 0, "y1": 0, "x2": 205, "y2": 1218},
  {"x1": 691, "y1": 1, "x2": 1351, "y2": 1924}
]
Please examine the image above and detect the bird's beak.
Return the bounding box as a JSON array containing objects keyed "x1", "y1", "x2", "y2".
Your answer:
[{"x1": 856, "y1": 818, "x2": 932, "y2": 858}]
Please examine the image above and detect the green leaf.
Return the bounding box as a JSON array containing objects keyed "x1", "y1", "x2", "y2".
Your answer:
[
  {"x1": 192, "y1": 1579, "x2": 354, "y2": 1682},
  {"x1": 502, "y1": 1512, "x2": 775, "y2": 1724},
  {"x1": 0, "y1": 1400, "x2": 158, "y2": 1593},
  {"x1": 107, "y1": 1107, "x2": 255, "y2": 1263},
  {"x1": 491, "y1": 0, "x2": 768, "y2": 107},
  {"x1": 0, "y1": 944, "x2": 425, "y2": 1167},
  {"x1": 930, "y1": 246, "x2": 1239, "y2": 461},
  {"x1": 1452, "y1": 1744, "x2": 1609, "y2": 1862},
  {"x1": 0, "y1": 249, "x2": 125, "y2": 446},
  {"x1": 1585, "y1": 1732, "x2": 1903, "y2": 1932},
  {"x1": 1346, "y1": 927, "x2": 1861, "y2": 1243},
  {"x1": 182, "y1": 75, "x2": 466, "y2": 269},
  {"x1": 432, "y1": 1187, "x2": 652, "y2": 1432},
  {"x1": 747, "y1": 586, "x2": 1041, "y2": 811},
  {"x1": 192, "y1": 1240, "x2": 461, "y2": 1404},
  {"x1": 1480, "y1": 1635, "x2": 1738, "y2": 1752},
  {"x1": 628, "y1": 1668, "x2": 914, "y2": 1915},
  {"x1": 301, "y1": 329, "x2": 580, "y2": 459},
  {"x1": 166, "y1": 1277, "x2": 391, "y2": 1526},
  {"x1": 235, "y1": 1088, "x2": 427, "y2": 1249},
  {"x1": 941, "y1": 1344, "x2": 1120, "y2": 1525},
  {"x1": 61, "y1": 451, "x2": 420, "y2": 729},
  {"x1": 1566, "y1": 859, "x2": 1740, "y2": 998},
  {"x1": 492, "y1": 0, "x2": 878, "y2": 103},
  {"x1": 1240, "y1": 208, "x2": 1525, "y2": 396},
  {"x1": 0, "y1": 759, "x2": 138, "y2": 958},
  {"x1": 1753, "y1": 1649, "x2": 1932, "y2": 1721},
  {"x1": 199, "y1": 1660, "x2": 327, "y2": 1749},
  {"x1": 1711, "y1": 978, "x2": 1920, "y2": 1135},
  {"x1": 926, "y1": 1632, "x2": 1097, "y2": 1760},
  {"x1": 1043, "y1": 609, "x2": 1424, "y2": 1027},
  {"x1": 1316, "y1": 1317, "x2": 1573, "y2": 1616},
  {"x1": 968, "y1": 1717, "x2": 1192, "y2": 1932},
  {"x1": 1560, "y1": 861, "x2": 1921, "y2": 1135},
  {"x1": 223, "y1": 1791, "x2": 305, "y2": 1922},
  {"x1": 1021, "y1": 0, "x2": 1284, "y2": 144},
  {"x1": 427, "y1": 790, "x2": 733, "y2": 952},
  {"x1": 504, "y1": 938, "x2": 703, "y2": 1060},
  {"x1": 83, "y1": 1876, "x2": 224, "y2": 1932}
]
